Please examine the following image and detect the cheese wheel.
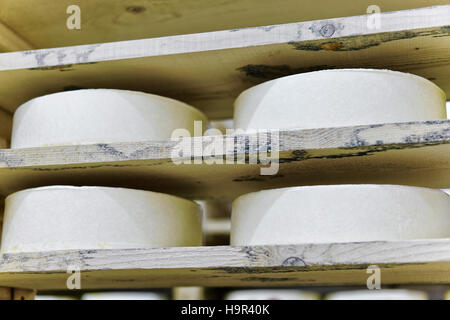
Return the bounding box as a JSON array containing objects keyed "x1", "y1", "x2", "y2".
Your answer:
[
  {"x1": 234, "y1": 69, "x2": 446, "y2": 130},
  {"x1": 225, "y1": 289, "x2": 320, "y2": 300},
  {"x1": 231, "y1": 185, "x2": 450, "y2": 245},
  {"x1": 325, "y1": 289, "x2": 428, "y2": 300},
  {"x1": 11, "y1": 89, "x2": 207, "y2": 148},
  {"x1": 1, "y1": 186, "x2": 202, "y2": 252},
  {"x1": 82, "y1": 292, "x2": 167, "y2": 300}
]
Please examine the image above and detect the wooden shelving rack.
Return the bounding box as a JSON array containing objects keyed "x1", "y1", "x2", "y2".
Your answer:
[
  {"x1": 1, "y1": 239, "x2": 450, "y2": 291},
  {"x1": 0, "y1": 2, "x2": 449, "y2": 299}
]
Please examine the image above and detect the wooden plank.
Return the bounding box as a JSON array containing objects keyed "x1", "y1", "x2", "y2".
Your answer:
[
  {"x1": 12, "y1": 288, "x2": 36, "y2": 300},
  {"x1": 0, "y1": 108, "x2": 12, "y2": 142},
  {"x1": 0, "y1": 239, "x2": 449, "y2": 290},
  {"x1": 0, "y1": 120, "x2": 448, "y2": 199},
  {"x1": 0, "y1": 197, "x2": 4, "y2": 246},
  {"x1": 0, "y1": 0, "x2": 447, "y2": 50},
  {"x1": 0, "y1": 287, "x2": 12, "y2": 300},
  {"x1": 0, "y1": 21, "x2": 34, "y2": 53},
  {"x1": 0, "y1": 6, "x2": 448, "y2": 118}
]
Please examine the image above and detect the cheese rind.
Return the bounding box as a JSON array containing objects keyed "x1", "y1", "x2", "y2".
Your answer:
[
  {"x1": 231, "y1": 185, "x2": 450, "y2": 245},
  {"x1": 1, "y1": 186, "x2": 202, "y2": 252},
  {"x1": 11, "y1": 89, "x2": 207, "y2": 148},
  {"x1": 234, "y1": 69, "x2": 446, "y2": 130},
  {"x1": 82, "y1": 292, "x2": 167, "y2": 300},
  {"x1": 225, "y1": 289, "x2": 320, "y2": 300},
  {"x1": 325, "y1": 289, "x2": 428, "y2": 300}
]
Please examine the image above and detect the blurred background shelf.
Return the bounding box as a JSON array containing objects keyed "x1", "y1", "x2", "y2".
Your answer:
[{"x1": 0, "y1": 239, "x2": 449, "y2": 290}]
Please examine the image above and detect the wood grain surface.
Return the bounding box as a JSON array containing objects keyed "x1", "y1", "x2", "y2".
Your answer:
[
  {"x1": 0, "y1": 119, "x2": 448, "y2": 199},
  {"x1": 0, "y1": 239, "x2": 449, "y2": 290}
]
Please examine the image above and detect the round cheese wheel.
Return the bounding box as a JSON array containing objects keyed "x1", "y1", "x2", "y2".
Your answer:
[
  {"x1": 11, "y1": 89, "x2": 207, "y2": 148},
  {"x1": 82, "y1": 291, "x2": 167, "y2": 300},
  {"x1": 325, "y1": 289, "x2": 428, "y2": 300},
  {"x1": 225, "y1": 289, "x2": 320, "y2": 300},
  {"x1": 234, "y1": 69, "x2": 446, "y2": 130},
  {"x1": 231, "y1": 185, "x2": 450, "y2": 245},
  {"x1": 1, "y1": 186, "x2": 202, "y2": 252}
]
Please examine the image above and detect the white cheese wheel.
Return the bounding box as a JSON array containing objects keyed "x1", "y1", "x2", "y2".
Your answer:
[
  {"x1": 231, "y1": 185, "x2": 450, "y2": 246},
  {"x1": 11, "y1": 89, "x2": 207, "y2": 148},
  {"x1": 325, "y1": 289, "x2": 428, "y2": 300},
  {"x1": 82, "y1": 291, "x2": 167, "y2": 300},
  {"x1": 1, "y1": 186, "x2": 202, "y2": 252},
  {"x1": 225, "y1": 289, "x2": 320, "y2": 300},
  {"x1": 234, "y1": 69, "x2": 446, "y2": 130}
]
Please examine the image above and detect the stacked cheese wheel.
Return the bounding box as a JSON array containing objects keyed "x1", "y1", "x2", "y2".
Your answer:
[
  {"x1": 325, "y1": 289, "x2": 428, "y2": 300},
  {"x1": 231, "y1": 185, "x2": 450, "y2": 245},
  {"x1": 234, "y1": 69, "x2": 446, "y2": 130},
  {"x1": 225, "y1": 289, "x2": 320, "y2": 300},
  {"x1": 11, "y1": 89, "x2": 207, "y2": 148},
  {"x1": 2, "y1": 69, "x2": 450, "y2": 253},
  {"x1": 1, "y1": 89, "x2": 207, "y2": 252},
  {"x1": 231, "y1": 69, "x2": 449, "y2": 245},
  {"x1": 1, "y1": 186, "x2": 202, "y2": 252},
  {"x1": 82, "y1": 291, "x2": 167, "y2": 300}
]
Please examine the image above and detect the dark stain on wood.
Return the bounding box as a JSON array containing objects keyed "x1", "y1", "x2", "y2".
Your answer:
[
  {"x1": 278, "y1": 140, "x2": 448, "y2": 164},
  {"x1": 126, "y1": 6, "x2": 146, "y2": 14},
  {"x1": 29, "y1": 62, "x2": 97, "y2": 71},
  {"x1": 233, "y1": 175, "x2": 264, "y2": 182},
  {"x1": 241, "y1": 277, "x2": 296, "y2": 282},
  {"x1": 237, "y1": 64, "x2": 332, "y2": 79},
  {"x1": 29, "y1": 64, "x2": 74, "y2": 71},
  {"x1": 289, "y1": 28, "x2": 450, "y2": 52}
]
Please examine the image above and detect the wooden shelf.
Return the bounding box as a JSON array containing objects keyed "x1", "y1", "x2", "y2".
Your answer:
[
  {"x1": 0, "y1": 5, "x2": 448, "y2": 124},
  {"x1": 0, "y1": 119, "x2": 449, "y2": 199},
  {"x1": 1, "y1": 0, "x2": 447, "y2": 52},
  {"x1": 0, "y1": 239, "x2": 449, "y2": 290},
  {"x1": 0, "y1": 4, "x2": 449, "y2": 295}
]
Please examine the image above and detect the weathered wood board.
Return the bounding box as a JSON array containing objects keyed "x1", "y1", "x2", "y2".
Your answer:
[
  {"x1": 0, "y1": 5, "x2": 448, "y2": 123},
  {"x1": 0, "y1": 287, "x2": 35, "y2": 300},
  {"x1": 0, "y1": 0, "x2": 448, "y2": 51},
  {"x1": 0, "y1": 239, "x2": 449, "y2": 290},
  {"x1": 0, "y1": 120, "x2": 448, "y2": 199}
]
